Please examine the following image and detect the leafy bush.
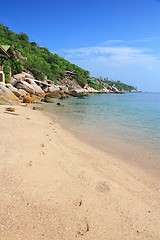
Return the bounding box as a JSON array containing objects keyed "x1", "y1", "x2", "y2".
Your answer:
[{"x1": 0, "y1": 24, "x2": 90, "y2": 85}]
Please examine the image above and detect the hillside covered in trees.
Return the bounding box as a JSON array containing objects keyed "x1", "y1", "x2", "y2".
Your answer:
[{"x1": 0, "y1": 24, "x2": 137, "y2": 92}]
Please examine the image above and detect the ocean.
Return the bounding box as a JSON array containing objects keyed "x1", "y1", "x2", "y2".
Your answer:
[{"x1": 45, "y1": 92, "x2": 160, "y2": 173}]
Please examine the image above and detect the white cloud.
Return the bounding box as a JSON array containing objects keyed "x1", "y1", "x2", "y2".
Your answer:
[
  {"x1": 58, "y1": 42, "x2": 160, "y2": 92},
  {"x1": 103, "y1": 37, "x2": 160, "y2": 45}
]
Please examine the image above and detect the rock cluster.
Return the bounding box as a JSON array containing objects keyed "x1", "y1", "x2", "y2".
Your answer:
[{"x1": 0, "y1": 71, "x2": 125, "y2": 105}]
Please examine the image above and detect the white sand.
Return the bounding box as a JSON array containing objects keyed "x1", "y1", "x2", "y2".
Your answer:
[{"x1": 0, "y1": 104, "x2": 160, "y2": 240}]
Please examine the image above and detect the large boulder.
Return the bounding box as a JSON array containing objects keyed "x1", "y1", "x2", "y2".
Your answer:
[
  {"x1": 45, "y1": 90, "x2": 62, "y2": 98},
  {"x1": 18, "y1": 89, "x2": 28, "y2": 97},
  {"x1": 24, "y1": 72, "x2": 34, "y2": 79},
  {"x1": 24, "y1": 78, "x2": 45, "y2": 97},
  {"x1": 0, "y1": 82, "x2": 19, "y2": 103},
  {"x1": 13, "y1": 72, "x2": 34, "y2": 82},
  {"x1": 6, "y1": 84, "x2": 21, "y2": 97},
  {"x1": 48, "y1": 84, "x2": 60, "y2": 93},
  {"x1": 12, "y1": 80, "x2": 35, "y2": 95},
  {"x1": 12, "y1": 72, "x2": 26, "y2": 81},
  {"x1": 12, "y1": 78, "x2": 45, "y2": 97},
  {"x1": 69, "y1": 90, "x2": 88, "y2": 97},
  {"x1": 101, "y1": 87, "x2": 110, "y2": 93},
  {"x1": 22, "y1": 94, "x2": 42, "y2": 103},
  {"x1": 0, "y1": 95, "x2": 12, "y2": 105}
]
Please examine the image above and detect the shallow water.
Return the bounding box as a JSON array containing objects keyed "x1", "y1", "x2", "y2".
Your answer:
[
  {"x1": 46, "y1": 93, "x2": 160, "y2": 148},
  {"x1": 44, "y1": 92, "x2": 160, "y2": 176}
]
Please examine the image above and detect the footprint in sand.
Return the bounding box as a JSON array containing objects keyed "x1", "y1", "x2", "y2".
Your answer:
[
  {"x1": 26, "y1": 161, "x2": 32, "y2": 167},
  {"x1": 96, "y1": 181, "x2": 110, "y2": 193},
  {"x1": 76, "y1": 219, "x2": 89, "y2": 237},
  {"x1": 74, "y1": 195, "x2": 83, "y2": 207}
]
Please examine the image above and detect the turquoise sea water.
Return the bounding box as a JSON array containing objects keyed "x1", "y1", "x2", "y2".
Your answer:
[
  {"x1": 46, "y1": 92, "x2": 160, "y2": 151},
  {"x1": 44, "y1": 92, "x2": 160, "y2": 176}
]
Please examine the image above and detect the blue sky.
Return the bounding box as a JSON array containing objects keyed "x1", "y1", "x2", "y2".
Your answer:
[{"x1": 1, "y1": 0, "x2": 160, "y2": 91}]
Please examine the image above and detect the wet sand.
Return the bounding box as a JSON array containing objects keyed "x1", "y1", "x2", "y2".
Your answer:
[
  {"x1": 45, "y1": 104, "x2": 160, "y2": 179},
  {"x1": 0, "y1": 104, "x2": 160, "y2": 240}
]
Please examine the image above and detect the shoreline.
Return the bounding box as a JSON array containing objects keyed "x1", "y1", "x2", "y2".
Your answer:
[
  {"x1": 44, "y1": 102, "x2": 160, "y2": 179},
  {"x1": 0, "y1": 104, "x2": 160, "y2": 239}
]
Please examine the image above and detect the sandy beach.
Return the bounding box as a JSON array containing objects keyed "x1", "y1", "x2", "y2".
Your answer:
[{"x1": 0, "y1": 104, "x2": 160, "y2": 240}]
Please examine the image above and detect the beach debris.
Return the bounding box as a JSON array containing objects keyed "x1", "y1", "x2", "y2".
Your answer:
[
  {"x1": 5, "y1": 107, "x2": 15, "y2": 112},
  {"x1": 4, "y1": 107, "x2": 19, "y2": 115},
  {"x1": 21, "y1": 103, "x2": 28, "y2": 107},
  {"x1": 4, "y1": 111, "x2": 19, "y2": 116},
  {"x1": 41, "y1": 144, "x2": 44, "y2": 147},
  {"x1": 32, "y1": 106, "x2": 43, "y2": 110}
]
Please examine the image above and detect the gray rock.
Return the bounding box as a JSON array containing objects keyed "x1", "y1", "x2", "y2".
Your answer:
[
  {"x1": 24, "y1": 78, "x2": 45, "y2": 96},
  {"x1": 48, "y1": 84, "x2": 60, "y2": 93},
  {"x1": 13, "y1": 80, "x2": 35, "y2": 95},
  {"x1": 13, "y1": 72, "x2": 26, "y2": 81},
  {"x1": 0, "y1": 82, "x2": 19, "y2": 103},
  {"x1": 6, "y1": 84, "x2": 21, "y2": 97},
  {"x1": 13, "y1": 72, "x2": 34, "y2": 81},
  {"x1": 12, "y1": 78, "x2": 45, "y2": 97}
]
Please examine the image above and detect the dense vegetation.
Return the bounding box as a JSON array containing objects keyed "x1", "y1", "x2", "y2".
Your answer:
[
  {"x1": 108, "y1": 80, "x2": 137, "y2": 92},
  {"x1": 99, "y1": 78, "x2": 137, "y2": 92},
  {"x1": 0, "y1": 24, "x2": 137, "y2": 92},
  {"x1": 0, "y1": 24, "x2": 90, "y2": 85}
]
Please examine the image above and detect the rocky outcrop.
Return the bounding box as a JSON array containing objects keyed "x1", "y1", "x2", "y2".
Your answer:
[
  {"x1": 45, "y1": 90, "x2": 62, "y2": 98},
  {"x1": 0, "y1": 95, "x2": 13, "y2": 105},
  {"x1": 13, "y1": 80, "x2": 35, "y2": 95},
  {"x1": 47, "y1": 84, "x2": 60, "y2": 93},
  {"x1": 22, "y1": 95, "x2": 42, "y2": 103},
  {"x1": 12, "y1": 78, "x2": 45, "y2": 97},
  {"x1": 24, "y1": 78, "x2": 45, "y2": 96},
  {"x1": 6, "y1": 84, "x2": 22, "y2": 97},
  {"x1": 69, "y1": 90, "x2": 88, "y2": 97},
  {"x1": 13, "y1": 71, "x2": 34, "y2": 81},
  {"x1": 18, "y1": 89, "x2": 28, "y2": 97},
  {"x1": 0, "y1": 82, "x2": 19, "y2": 104},
  {"x1": 0, "y1": 69, "x2": 138, "y2": 105}
]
